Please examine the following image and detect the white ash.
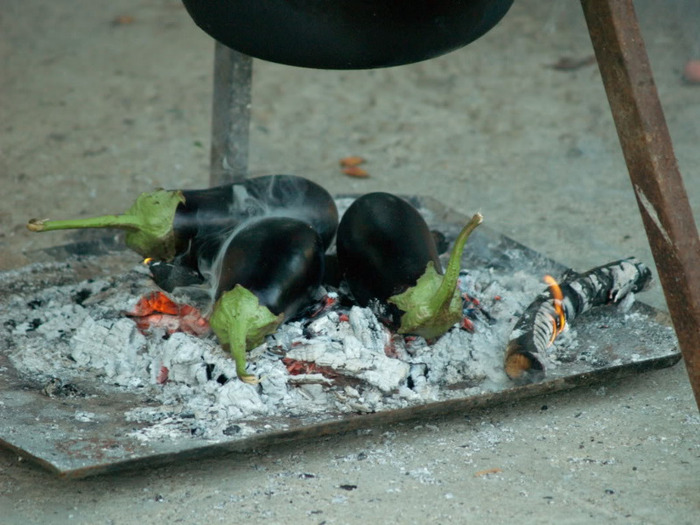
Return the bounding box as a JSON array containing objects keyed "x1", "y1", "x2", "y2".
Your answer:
[
  {"x1": 0, "y1": 251, "x2": 641, "y2": 444},
  {"x1": 74, "y1": 411, "x2": 97, "y2": 423},
  {"x1": 285, "y1": 306, "x2": 409, "y2": 393}
]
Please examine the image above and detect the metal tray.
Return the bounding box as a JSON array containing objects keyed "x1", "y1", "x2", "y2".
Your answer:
[{"x1": 0, "y1": 197, "x2": 680, "y2": 478}]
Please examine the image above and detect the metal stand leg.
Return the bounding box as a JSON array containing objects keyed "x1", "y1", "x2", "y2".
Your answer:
[
  {"x1": 581, "y1": 0, "x2": 700, "y2": 410},
  {"x1": 209, "y1": 42, "x2": 252, "y2": 186}
]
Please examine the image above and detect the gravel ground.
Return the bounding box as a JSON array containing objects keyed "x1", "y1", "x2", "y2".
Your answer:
[{"x1": 1, "y1": 1, "x2": 698, "y2": 523}]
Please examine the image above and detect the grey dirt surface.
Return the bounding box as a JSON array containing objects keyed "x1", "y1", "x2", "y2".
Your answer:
[{"x1": 1, "y1": 1, "x2": 698, "y2": 523}]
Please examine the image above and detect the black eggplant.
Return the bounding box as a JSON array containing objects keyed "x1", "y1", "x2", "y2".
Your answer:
[
  {"x1": 147, "y1": 260, "x2": 207, "y2": 292},
  {"x1": 336, "y1": 192, "x2": 482, "y2": 340},
  {"x1": 171, "y1": 175, "x2": 337, "y2": 270},
  {"x1": 27, "y1": 174, "x2": 338, "y2": 269},
  {"x1": 209, "y1": 217, "x2": 325, "y2": 383}
]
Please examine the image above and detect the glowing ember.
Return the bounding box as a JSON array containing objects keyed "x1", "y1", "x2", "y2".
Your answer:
[
  {"x1": 460, "y1": 317, "x2": 475, "y2": 333},
  {"x1": 156, "y1": 366, "x2": 169, "y2": 384},
  {"x1": 125, "y1": 291, "x2": 210, "y2": 336},
  {"x1": 308, "y1": 293, "x2": 339, "y2": 318},
  {"x1": 282, "y1": 357, "x2": 340, "y2": 379}
]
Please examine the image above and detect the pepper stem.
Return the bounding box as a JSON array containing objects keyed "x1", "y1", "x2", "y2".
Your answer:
[
  {"x1": 388, "y1": 213, "x2": 483, "y2": 340},
  {"x1": 26, "y1": 189, "x2": 185, "y2": 260}
]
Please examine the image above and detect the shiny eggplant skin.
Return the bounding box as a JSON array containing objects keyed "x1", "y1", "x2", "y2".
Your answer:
[
  {"x1": 27, "y1": 173, "x2": 337, "y2": 293},
  {"x1": 172, "y1": 174, "x2": 338, "y2": 271},
  {"x1": 336, "y1": 192, "x2": 441, "y2": 307},
  {"x1": 214, "y1": 217, "x2": 325, "y2": 319}
]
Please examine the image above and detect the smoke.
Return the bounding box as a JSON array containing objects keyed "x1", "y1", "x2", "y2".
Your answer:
[{"x1": 164, "y1": 174, "x2": 338, "y2": 308}]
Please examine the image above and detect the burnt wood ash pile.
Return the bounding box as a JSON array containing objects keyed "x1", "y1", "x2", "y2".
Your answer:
[{"x1": 0, "y1": 245, "x2": 530, "y2": 442}]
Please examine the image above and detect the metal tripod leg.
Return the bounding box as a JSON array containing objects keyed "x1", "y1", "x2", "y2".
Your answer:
[
  {"x1": 581, "y1": 0, "x2": 700, "y2": 410},
  {"x1": 209, "y1": 42, "x2": 252, "y2": 186}
]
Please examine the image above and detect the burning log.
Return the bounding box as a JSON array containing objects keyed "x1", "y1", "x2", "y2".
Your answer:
[{"x1": 504, "y1": 257, "x2": 652, "y2": 383}]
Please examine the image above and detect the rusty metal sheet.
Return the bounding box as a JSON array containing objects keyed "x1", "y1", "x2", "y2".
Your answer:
[{"x1": 0, "y1": 197, "x2": 680, "y2": 479}]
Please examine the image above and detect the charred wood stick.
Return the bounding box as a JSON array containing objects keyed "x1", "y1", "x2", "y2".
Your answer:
[{"x1": 505, "y1": 257, "x2": 652, "y2": 384}]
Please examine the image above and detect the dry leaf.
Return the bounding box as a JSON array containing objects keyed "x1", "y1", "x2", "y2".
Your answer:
[
  {"x1": 339, "y1": 156, "x2": 366, "y2": 168},
  {"x1": 342, "y1": 166, "x2": 370, "y2": 178},
  {"x1": 474, "y1": 468, "x2": 502, "y2": 477},
  {"x1": 112, "y1": 15, "x2": 135, "y2": 26}
]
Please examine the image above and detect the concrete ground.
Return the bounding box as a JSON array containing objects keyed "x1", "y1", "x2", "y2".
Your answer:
[{"x1": 1, "y1": 1, "x2": 698, "y2": 523}]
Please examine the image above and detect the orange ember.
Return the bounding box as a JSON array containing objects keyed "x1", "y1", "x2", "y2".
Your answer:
[
  {"x1": 543, "y1": 275, "x2": 566, "y2": 344},
  {"x1": 126, "y1": 291, "x2": 209, "y2": 336},
  {"x1": 460, "y1": 317, "x2": 475, "y2": 333},
  {"x1": 128, "y1": 291, "x2": 179, "y2": 316}
]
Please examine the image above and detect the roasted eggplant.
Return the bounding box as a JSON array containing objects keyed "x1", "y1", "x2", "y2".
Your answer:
[
  {"x1": 336, "y1": 192, "x2": 482, "y2": 340},
  {"x1": 27, "y1": 174, "x2": 338, "y2": 273},
  {"x1": 209, "y1": 217, "x2": 325, "y2": 383},
  {"x1": 337, "y1": 193, "x2": 440, "y2": 306}
]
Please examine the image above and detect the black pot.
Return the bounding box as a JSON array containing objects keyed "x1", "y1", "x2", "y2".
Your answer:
[{"x1": 181, "y1": 0, "x2": 514, "y2": 69}]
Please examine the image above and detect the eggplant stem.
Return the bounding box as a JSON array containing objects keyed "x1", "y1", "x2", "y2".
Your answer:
[
  {"x1": 225, "y1": 317, "x2": 260, "y2": 384},
  {"x1": 209, "y1": 285, "x2": 283, "y2": 384},
  {"x1": 26, "y1": 189, "x2": 184, "y2": 260},
  {"x1": 27, "y1": 214, "x2": 143, "y2": 233},
  {"x1": 389, "y1": 212, "x2": 483, "y2": 339},
  {"x1": 429, "y1": 213, "x2": 483, "y2": 312}
]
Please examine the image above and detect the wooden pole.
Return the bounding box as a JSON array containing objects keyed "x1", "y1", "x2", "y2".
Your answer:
[{"x1": 581, "y1": 0, "x2": 700, "y2": 410}]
